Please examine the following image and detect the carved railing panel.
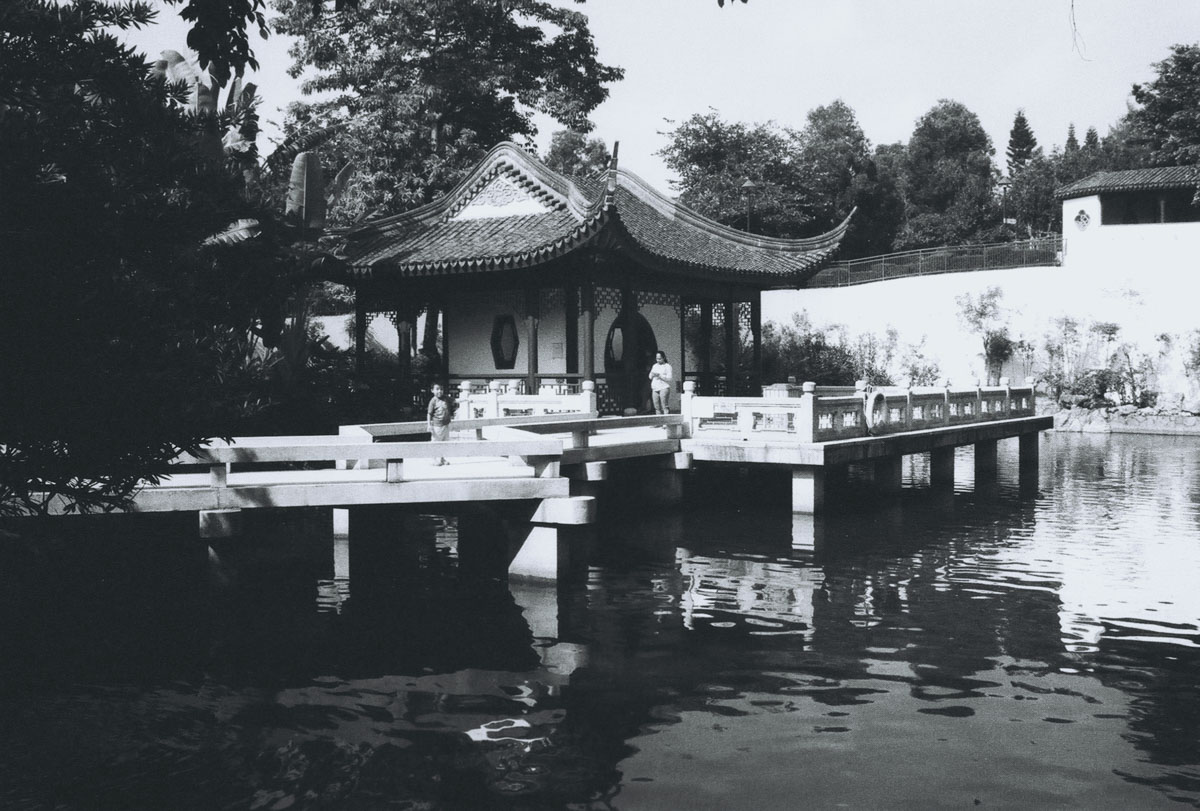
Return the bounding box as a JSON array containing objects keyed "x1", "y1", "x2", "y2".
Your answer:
[{"x1": 684, "y1": 382, "x2": 1037, "y2": 443}]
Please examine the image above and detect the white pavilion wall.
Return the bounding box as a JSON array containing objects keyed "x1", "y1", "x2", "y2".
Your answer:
[
  {"x1": 536, "y1": 289, "x2": 569, "y2": 377},
  {"x1": 443, "y1": 288, "x2": 573, "y2": 379},
  {"x1": 445, "y1": 290, "x2": 526, "y2": 377}
]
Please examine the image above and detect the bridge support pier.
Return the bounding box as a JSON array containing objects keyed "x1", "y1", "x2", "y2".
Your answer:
[
  {"x1": 791, "y1": 466, "x2": 825, "y2": 514},
  {"x1": 974, "y1": 439, "x2": 998, "y2": 481},
  {"x1": 640, "y1": 452, "x2": 692, "y2": 507},
  {"x1": 791, "y1": 513, "x2": 826, "y2": 552},
  {"x1": 874, "y1": 455, "x2": 903, "y2": 494},
  {"x1": 199, "y1": 508, "x2": 243, "y2": 539},
  {"x1": 1018, "y1": 432, "x2": 1040, "y2": 493},
  {"x1": 509, "y1": 581, "x2": 589, "y2": 676},
  {"x1": 564, "y1": 461, "x2": 607, "y2": 501},
  {"x1": 930, "y1": 447, "x2": 955, "y2": 490},
  {"x1": 509, "y1": 496, "x2": 596, "y2": 582}
]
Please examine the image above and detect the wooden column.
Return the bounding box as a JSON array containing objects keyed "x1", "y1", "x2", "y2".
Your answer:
[
  {"x1": 396, "y1": 309, "x2": 413, "y2": 379},
  {"x1": 723, "y1": 294, "x2": 736, "y2": 395},
  {"x1": 622, "y1": 286, "x2": 639, "y2": 411},
  {"x1": 439, "y1": 299, "x2": 449, "y2": 376},
  {"x1": 699, "y1": 301, "x2": 713, "y2": 390},
  {"x1": 354, "y1": 295, "x2": 368, "y2": 372},
  {"x1": 580, "y1": 281, "x2": 595, "y2": 381},
  {"x1": 566, "y1": 283, "x2": 579, "y2": 376},
  {"x1": 751, "y1": 294, "x2": 762, "y2": 392},
  {"x1": 679, "y1": 298, "x2": 688, "y2": 392},
  {"x1": 525, "y1": 288, "x2": 540, "y2": 393}
]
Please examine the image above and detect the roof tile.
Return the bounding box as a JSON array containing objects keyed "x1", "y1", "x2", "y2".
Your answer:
[
  {"x1": 341, "y1": 142, "x2": 850, "y2": 285},
  {"x1": 1056, "y1": 166, "x2": 1200, "y2": 199}
]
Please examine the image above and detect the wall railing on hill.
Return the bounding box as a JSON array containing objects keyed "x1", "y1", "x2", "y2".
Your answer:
[{"x1": 808, "y1": 236, "x2": 1063, "y2": 288}]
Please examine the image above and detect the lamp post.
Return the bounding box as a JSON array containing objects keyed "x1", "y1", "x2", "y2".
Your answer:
[
  {"x1": 740, "y1": 178, "x2": 757, "y2": 232},
  {"x1": 998, "y1": 176, "x2": 1013, "y2": 227}
]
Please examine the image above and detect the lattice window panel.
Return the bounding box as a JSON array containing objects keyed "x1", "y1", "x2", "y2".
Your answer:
[
  {"x1": 711, "y1": 303, "x2": 727, "y2": 328},
  {"x1": 595, "y1": 286, "x2": 622, "y2": 315},
  {"x1": 637, "y1": 290, "x2": 683, "y2": 318},
  {"x1": 594, "y1": 380, "x2": 620, "y2": 415},
  {"x1": 737, "y1": 301, "x2": 753, "y2": 334},
  {"x1": 540, "y1": 287, "x2": 564, "y2": 313}
]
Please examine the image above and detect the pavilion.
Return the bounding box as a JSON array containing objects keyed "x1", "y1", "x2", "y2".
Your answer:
[{"x1": 336, "y1": 142, "x2": 852, "y2": 414}]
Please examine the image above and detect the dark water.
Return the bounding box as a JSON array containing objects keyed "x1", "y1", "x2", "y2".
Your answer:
[{"x1": 4, "y1": 433, "x2": 1200, "y2": 809}]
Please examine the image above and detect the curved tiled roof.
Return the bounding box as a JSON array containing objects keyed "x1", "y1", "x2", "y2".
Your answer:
[
  {"x1": 340, "y1": 142, "x2": 851, "y2": 288},
  {"x1": 1056, "y1": 166, "x2": 1200, "y2": 200}
]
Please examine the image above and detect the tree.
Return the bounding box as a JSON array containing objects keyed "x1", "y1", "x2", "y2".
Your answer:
[
  {"x1": 1064, "y1": 122, "x2": 1080, "y2": 155},
  {"x1": 793, "y1": 100, "x2": 904, "y2": 256},
  {"x1": 1129, "y1": 43, "x2": 1200, "y2": 166},
  {"x1": 761, "y1": 314, "x2": 860, "y2": 386},
  {"x1": 271, "y1": 0, "x2": 624, "y2": 224},
  {"x1": 1100, "y1": 116, "x2": 1153, "y2": 170},
  {"x1": 956, "y1": 287, "x2": 1014, "y2": 384},
  {"x1": 899, "y1": 100, "x2": 998, "y2": 248},
  {"x1": 1008, "y1": 151, "x2": 1060, "y2": 235},
  {"x1": 161, "y1": 0, "x2": 269, "y2": 86},
  {"x1": 1, "y1": 0, "x2": 269, "y2": 518},
  {"x1": 543, "y1": 130, "x2": 611, "y2": 177},
  {"x1": 1006, "y1": 109, "x2": 1038, "y2": 175},
  {"x1": 657, "y1": 110, "x2": 813, "y2": 237}
]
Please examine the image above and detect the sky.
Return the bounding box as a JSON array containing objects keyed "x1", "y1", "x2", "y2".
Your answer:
[{"x1": 125, "y1": 0, "x2": 1200, "y2": 192}]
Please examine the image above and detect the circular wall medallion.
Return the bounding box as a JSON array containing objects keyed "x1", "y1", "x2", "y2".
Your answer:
[{"x1": 1074, "y1": 210, "x2": 1091, "y2": 230}]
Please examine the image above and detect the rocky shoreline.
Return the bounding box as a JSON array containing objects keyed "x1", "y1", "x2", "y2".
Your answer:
[{"x1": 1053, "y1": 401, "x2": 1200, "y2": 435}]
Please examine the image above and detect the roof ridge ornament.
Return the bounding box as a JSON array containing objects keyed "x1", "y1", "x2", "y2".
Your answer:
[{"x1": 603, "y1": 141, "x2": 620, "y2": 208}]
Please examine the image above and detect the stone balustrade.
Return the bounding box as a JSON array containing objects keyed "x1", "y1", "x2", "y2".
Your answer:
[
  {"x1": 455, "y1": 379, "x2": 598, "y2": 419},
  {"x1": 681, "y1": 378, "x2": 1037, "y2": 442}
]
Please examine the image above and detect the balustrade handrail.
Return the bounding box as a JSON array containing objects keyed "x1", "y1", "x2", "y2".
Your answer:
[
  {"x1": 681, "y1": 379, "x2": 1037, "y2": 443},
  {"x1": 807, "y1": 236, "x2": 1062, "y2": 288},
  {"x1": 173, "y1": 437, "x2": 563, "y2": 465}
]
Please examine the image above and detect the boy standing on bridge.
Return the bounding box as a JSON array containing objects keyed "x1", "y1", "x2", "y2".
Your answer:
[{"x1": 427, "y1": 382, "x2": 454, "y2": 465}]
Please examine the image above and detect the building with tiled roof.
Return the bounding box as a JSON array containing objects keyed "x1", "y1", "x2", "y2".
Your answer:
[
  {"x1": 1057, "y1": 167, "x2": 1200, "y2": 271},
  {"x1": 337, "y1": 142, "x2": 852, "y2": 413}
]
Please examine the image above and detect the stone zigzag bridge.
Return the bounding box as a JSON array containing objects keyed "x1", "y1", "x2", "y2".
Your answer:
[{"x1": 97, "y1": 380, "x2": 1053, "y2": 582}]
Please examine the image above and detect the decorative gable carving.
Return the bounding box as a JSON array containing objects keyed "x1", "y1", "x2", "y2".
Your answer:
[{"x1": 451, "y1": 175, "x2": 553, "y2": 221}]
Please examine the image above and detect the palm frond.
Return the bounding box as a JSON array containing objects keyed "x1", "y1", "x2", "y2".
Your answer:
[
  {"x1": 203, "y1": 218, "x2": 262, "y2": 246},
  {"x1": 325, "y1": 161, "x2": 354, "y2": 207},
  {"x1": 265, "y1": 122, "x2": 349, "y2": 177}
]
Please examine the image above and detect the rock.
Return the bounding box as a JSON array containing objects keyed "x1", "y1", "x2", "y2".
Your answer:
[
  {"x1": 1160, "y1": 392, "x2": 1185, "y2": 411},
  {"x1": 1117, "y1": 404, "x2": 1138, "y2": 417},
  {"x1": 1182, "y1": 396, "x2": 1200, "y2": 415}
]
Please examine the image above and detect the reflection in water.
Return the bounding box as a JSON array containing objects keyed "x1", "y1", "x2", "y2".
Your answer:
[{"x1": 3, "y1": 435, "x2": 1200, "y2": 807}]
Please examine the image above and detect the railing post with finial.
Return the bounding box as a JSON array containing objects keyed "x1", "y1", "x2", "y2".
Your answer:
[
  {"x1": 801, "y1": 381, "x2": 817, "y2": 442},
  {"x1": 488, "y1": 379, "x2": 502, "y2": 419},
  {"x1": 581, "y1": 379, "x2": 598, "y2": 416},
  {"x1": 682, "y1": 380, "x2": 696, "y2": 438}
]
